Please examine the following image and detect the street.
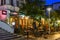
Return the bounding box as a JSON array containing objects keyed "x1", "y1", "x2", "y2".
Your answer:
[{"x1": 19, "y1": 32, "x2": 60, "y2": 40}]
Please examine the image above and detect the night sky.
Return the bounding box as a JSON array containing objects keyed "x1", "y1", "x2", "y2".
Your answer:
[{"x1": 46, "y1": 0, "x2": 60, "y2": 5}]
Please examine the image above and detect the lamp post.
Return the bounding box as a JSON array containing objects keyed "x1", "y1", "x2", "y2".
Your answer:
[{"x1": 47, "y1": 7, "x2": 52, "y2": 34}]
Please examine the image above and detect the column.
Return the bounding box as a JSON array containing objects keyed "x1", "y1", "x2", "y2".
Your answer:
[
  {"x1": 0, "y1": 0, "x2": 1, "y2": 5},
  {"x1": 24, "y1": 0, "x2": 26, "y2": 4},
  {"x1": 6, "y1": 10, "x2": 10, "y2": 24},
  {"x1": 13, "y1": 0, "x2": 17, "y2": 6},
  {"x1": 6, "y1": 0, "x2": 10, "y2": 5}
]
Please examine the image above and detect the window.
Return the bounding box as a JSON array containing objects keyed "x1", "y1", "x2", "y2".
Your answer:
[
  {"x1": 16, "y1": 1, "x2": 19, "y2": 7},
  {"x1": 1, "y1": 0, "x2": 6, "y2": 5},
  {"x1": 10, "y1": 0, "x2": 14, "y2": 6},
  {"x1": 1, "y1": 0, "x2": 4, "y2": 5},
  {"x1": 4, "y1": 0, "x2": 6, "y2": 5}
]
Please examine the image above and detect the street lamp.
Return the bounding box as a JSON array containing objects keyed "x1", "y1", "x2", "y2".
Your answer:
[{"x1": 47, "y1": 7, "x2": 52, "y2": 34}]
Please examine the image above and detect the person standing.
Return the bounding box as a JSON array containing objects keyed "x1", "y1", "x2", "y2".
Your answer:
[{"x1": 32, "y1": 21, "x2": 37, "y2": 29}]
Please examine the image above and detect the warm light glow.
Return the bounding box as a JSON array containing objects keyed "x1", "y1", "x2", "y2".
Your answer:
[
  {"x1": 25, "y1": 16, "x2": 29, "y2": 19},
  {"x1": 57, "y1": 20, "x2": 60, "y2": 23},
  {"x1": 12, "y1": 22, "x2": 15, "y2": 25},
  {"x1": 41, "y1": 18, "x2": 45, "y2": 25}
]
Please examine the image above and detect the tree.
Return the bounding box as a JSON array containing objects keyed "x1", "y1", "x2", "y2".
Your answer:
[
  {"x1": 50, "y1": 10, "x2": 60, "y2": 20},
  {"x1": 19, "y1": 0, "x2": 45, "y2": 21}
]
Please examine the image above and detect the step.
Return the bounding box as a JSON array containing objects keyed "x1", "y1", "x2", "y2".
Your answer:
[{"x1": 1, "y1": 35, "x2": 21, "y2": 40}]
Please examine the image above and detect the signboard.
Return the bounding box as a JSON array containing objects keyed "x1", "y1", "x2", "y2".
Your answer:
[
  {"x1": 0, "y1": 10, "x2": 7, "y2": 21},
  {"x1": 2, "y1": 10, "x2": 7, "y2": 15}
]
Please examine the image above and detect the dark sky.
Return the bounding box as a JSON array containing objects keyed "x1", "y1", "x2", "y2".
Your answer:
[{"x1": 46, "y1": 0, "x2": 60, "y2": 5}]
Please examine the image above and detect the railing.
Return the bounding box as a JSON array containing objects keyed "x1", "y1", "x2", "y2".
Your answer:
[{"x1": 0, "y1": 5, "x2": 19, "y2": 12}]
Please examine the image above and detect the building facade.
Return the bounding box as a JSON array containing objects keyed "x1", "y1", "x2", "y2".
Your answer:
[
  {"x1": 0, "y1": 0, "x2": 20, "y2": 12},
  {"x1": 0, "y1": 0, "x2": 20, "y2": 21},
  {"x1": 53, "y1": 2, "x2": 60, "y2": 10},
  {"x1": 0, "y1": 0, "x2": 26, "y2": 27}
]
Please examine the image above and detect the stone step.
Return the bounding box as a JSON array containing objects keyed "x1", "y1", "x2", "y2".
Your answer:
[
  {"x1": 0, "y1": 28, "x2": 22, "y2": 40},
  {"x1": 0, "y1": 35, "x2": 22, "y2": 40},
  {"x1": 0, "y1": 35, "x2": 21, "y2": 40},
  {"x1": 0, "y1": 33, "x2": 17, "y2": 36}
]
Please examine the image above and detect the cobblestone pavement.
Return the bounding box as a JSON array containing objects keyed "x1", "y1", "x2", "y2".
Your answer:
[{"x1": 19, "y1": 32, "x2": 60, "y2": 40}]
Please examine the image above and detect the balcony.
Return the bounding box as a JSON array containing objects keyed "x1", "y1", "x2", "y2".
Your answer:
[{"x1": 0, "y1": 5, "x2": 19, "y2": 12}]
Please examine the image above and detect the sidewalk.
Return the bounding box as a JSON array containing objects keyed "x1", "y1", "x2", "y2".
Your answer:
[
  {"x1": 35, "y1": 32, "x2": 60, "y2": 40},
  {"x1": 24, "y1": 34, "x2": 52, "y2": 40},
  {"x1": 19, "y1": 31, "x2": 60, "y2": 40},
  {"x1": 24, "y1": 32, "x2": 60, "y2": 40}
]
